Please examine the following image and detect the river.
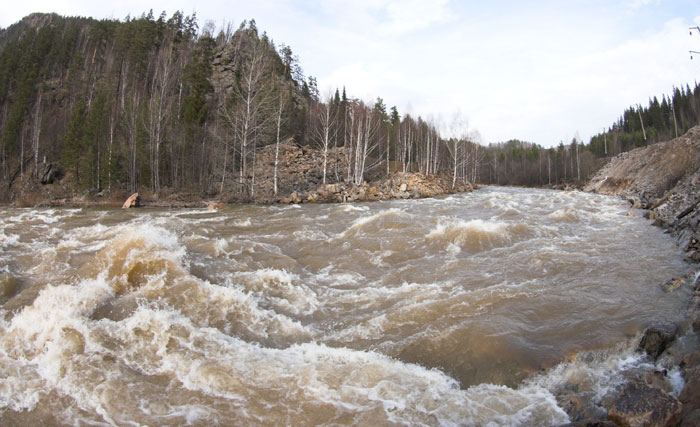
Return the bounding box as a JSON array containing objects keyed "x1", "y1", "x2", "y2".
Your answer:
[{"x1": 0, "y1": 187, "x2": 691, "y2": 425}]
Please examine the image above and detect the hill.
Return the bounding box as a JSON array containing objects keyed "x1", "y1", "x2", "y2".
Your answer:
[{"x1": 0, "y1": 12, "x2": 478, "y2": 206}]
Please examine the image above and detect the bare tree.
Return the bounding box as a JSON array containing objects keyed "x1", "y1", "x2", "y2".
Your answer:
[
  {"x1": 221, "y1": 45, "x2": 274, "y2": 197},
  {"x1": 313, "y1": 92, "x2": 338, "y2": 185},
  {"x1": 32, "y1": 88, "x2": 43, "y2": 179}
]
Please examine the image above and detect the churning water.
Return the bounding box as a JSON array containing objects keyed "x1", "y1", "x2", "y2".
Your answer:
[{"x1": 0, "y1": 187, "x2": 691, "y2": 425}]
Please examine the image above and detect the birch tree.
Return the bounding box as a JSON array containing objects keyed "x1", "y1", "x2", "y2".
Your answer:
[{"x1": 313, "y1": 92, "x2": 337, "y2": 185}]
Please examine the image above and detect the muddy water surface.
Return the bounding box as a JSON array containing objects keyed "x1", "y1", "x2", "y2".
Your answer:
[{"x1": 0, "y1": 187, "x2": 690, "y2": 425}]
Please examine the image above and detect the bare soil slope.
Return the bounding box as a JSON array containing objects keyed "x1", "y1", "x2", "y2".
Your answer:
[{"x1": 585, "y1": 126, "x2": 700, "y2": 206}]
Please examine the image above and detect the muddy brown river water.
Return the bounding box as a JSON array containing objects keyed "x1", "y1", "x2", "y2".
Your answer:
[{"x1": 0, "y1": 187, "x2": 691, "y2": 425}]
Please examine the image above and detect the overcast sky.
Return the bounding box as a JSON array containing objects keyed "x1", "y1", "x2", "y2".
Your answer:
[{"x1": 2, "y1": 1, "x2": 700, "y2": 146}]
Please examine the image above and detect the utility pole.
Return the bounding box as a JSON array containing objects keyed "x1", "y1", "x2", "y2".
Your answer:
[{"x1": 690, "y1": 26, "x2": 700, "y2": 59}]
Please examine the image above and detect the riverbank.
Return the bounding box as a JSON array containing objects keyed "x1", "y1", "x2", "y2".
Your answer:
[
  {"x1": 2, "y1": 140, "x2": 473, "y2": 208},
  {"x1": 573, "y1": 127, "x2": 700, "y2": 426}
]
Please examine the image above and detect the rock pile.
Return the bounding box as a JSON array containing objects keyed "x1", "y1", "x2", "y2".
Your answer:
[
  {"x1": 227, "y1": 139, "x2": 473, "y2": 204},
  {"x1": 585, "y1": 126, "x2": 700, "y2": 208},
  {"x1": 279, "y1": 172, "x2": 473, "y2": 204}
]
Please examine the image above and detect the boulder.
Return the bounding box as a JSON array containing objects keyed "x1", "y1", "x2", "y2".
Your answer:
[
  {"x1": 558, "y1": 393, "x2": 608, "y2": 423},
  {"x1": 660, "y1": 277, "x2": 685, "y2": 293},
  {"x1": 559, "y1": 421, "x2": 618, "y2": 427},
  {"x1": 40, "y1": 162, "x2": 64, "y2": 185},
  {"x1": 207, "y1": 202, "x2": 224, "y2": 210},
  {"x1": 637, "y1": 323, "x2": 678, "y2": 360},
  {"x1": 680, "y1": 351, "x2": 700, "y2": 419},
  {"x1": 122, "y1": 193, "x2": 140, "y2": 209},
  {"x1": 606, "y1": 381, "x2": 681, "y2": 427}
]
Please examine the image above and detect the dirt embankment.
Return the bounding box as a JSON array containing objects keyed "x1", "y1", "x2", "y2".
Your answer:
[{"x1": 571, "y1": 127, "x2": 700, "y2": 426}]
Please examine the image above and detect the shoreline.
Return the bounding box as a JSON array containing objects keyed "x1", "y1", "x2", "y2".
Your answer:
[{"x1": 2, "y1": 171, "x2": 475, "y2": 209}]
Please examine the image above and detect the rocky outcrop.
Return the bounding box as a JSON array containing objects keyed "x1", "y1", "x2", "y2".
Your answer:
[
  {"x1": 637, "y1": 324, "x2": 679, "y2": 360},
  {"x1": 605, "y1": 381, "x2": 681, "y2": 427},
  {"x1": 679, "y1": 351, "x2": 700, "y2": 422}
]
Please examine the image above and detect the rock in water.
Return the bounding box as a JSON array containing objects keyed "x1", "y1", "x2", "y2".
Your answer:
[
  {"x1": 680, "y1": 351, "x2": 700, "y2": 421},
  {"x1": 637, "y1": 323, "x2": 677, "y2": 360},
  {"x1": 122, "y1": 193, "x2": 140, "y2": 209},
  {"x1": 607, "y1": 382, "x2": 681, "y2": 427}
]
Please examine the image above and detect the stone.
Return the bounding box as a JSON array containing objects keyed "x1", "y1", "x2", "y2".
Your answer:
[
  {"x1": 644, "y1": 370, "x2": 672, "y2": 394},
  {"x1": 606, "y1": 381, "x2": 681, "y2": 427},
  {"x1": 558, "y1": 393, "x2": 608, "y2": 423},
  {"x1": 680, "y1": 351, "x2": 700, "y2": 419},
  {"x1": 637, "y1": 323, "x2": 678, "y2": 360},
  {"x1": 680, "y1": 409, "x2": 700, "y2": 427},
  {"x1": 122, "y1": 193, "x2": 140, "y2": 209},
  {"x1": 559, "y1": 421, "x2": 618, "y2": 427},
  {"x1": 207, "y1": 202, "x2": 224, "y2": 210},
  {"x1": 40, "y1": 162, "x2": 63, "y2": 185},
  {"x1": 399, "y1": 183, "x2": 407, "y2": 192},
  {"x1": 660, "y1": 277, "x2": 685, "y2": 293}
]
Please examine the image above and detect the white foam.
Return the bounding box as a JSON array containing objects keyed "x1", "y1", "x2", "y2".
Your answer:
[
  {"x1": 229, "y1": 268, "x2": 320, "y2": 316},
  {"x1": 339, "y1": 208, "x2": 405, "y2": 238}
]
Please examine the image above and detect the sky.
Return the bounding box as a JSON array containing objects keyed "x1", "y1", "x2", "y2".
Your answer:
[{"x1": 2, "y1": 1, "x2": 700, "y2": 147}]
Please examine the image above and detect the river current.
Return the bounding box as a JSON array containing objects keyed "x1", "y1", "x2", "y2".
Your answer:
[{"x1": 0, "y1": 187, "x2": 691, "y2": 425}]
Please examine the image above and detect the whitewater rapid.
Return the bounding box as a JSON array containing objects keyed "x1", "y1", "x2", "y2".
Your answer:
[{"x1": 0, "y1": 187, "x2": 690, "y2": 425}]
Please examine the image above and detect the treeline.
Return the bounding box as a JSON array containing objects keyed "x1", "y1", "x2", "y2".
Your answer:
[
  {"x1": 479, "y1": 138, "x2": 598, "y2": 187},
  {"x1": 4, "y1": 12, "x2": 695, "y2": 196},
  {"x1": 0, "y1": 12, "x2": 482, "y2": 201},
  {"x1": 478, "y1": 84, "x2": 700, "y2": 187},
  {"x1": 589, "y1": 84, "x2": 700, "y2": 156}
]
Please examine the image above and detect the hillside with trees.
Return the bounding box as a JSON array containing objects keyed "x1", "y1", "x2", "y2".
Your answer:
[
  {"x1": 2, "y1": 12, "x2": 699, "y2": 203},
  {"x1": 477, "y1": 84, "x2": 700, "y2": 188},
  {"x1": 0, "y1": 12, "x2": 481, "y2": 205}
]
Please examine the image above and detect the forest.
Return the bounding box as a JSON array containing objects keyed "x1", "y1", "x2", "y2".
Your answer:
[
  {"x1": 484, "y1": 83, "x2": 700, "y2": 187},
  {"x1": 1, "y1": 11, "x2": 699, "y2": 200},
  {"x1": 0, "y1": 11, "x2": 483, "y2": 201}
]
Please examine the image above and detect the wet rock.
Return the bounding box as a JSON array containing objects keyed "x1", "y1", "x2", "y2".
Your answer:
[
  {"x1": 559, "y1": 421, "x2": 618, "y2": 427},
  {"x1": 558, "y1": 393, "x2": 608, "y2": 423},
  {"x1": 606, "y1": 381, "x2": 681, "y2": 427},
  {"x1": 644, "y1": 370, "x2": 673, "y2": 394},
  {"x1": 637, "y1": 323, "x2": 678, "y2": 360},
  {"x1": 122, "y1": 193, "x2": 140, "y2": 209},
  {"x1": 660, "y1": 277, "x2": 685, "y2": 293},
  {"x1": 680, "y1": 351, "x2": 700, "y2": 419},
  {"x1": 207, "y1": 202, "x2": 224, "y2": 210},
  {"x1": 680, "y1": 410, "x2": 700, "y2": 427}
]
